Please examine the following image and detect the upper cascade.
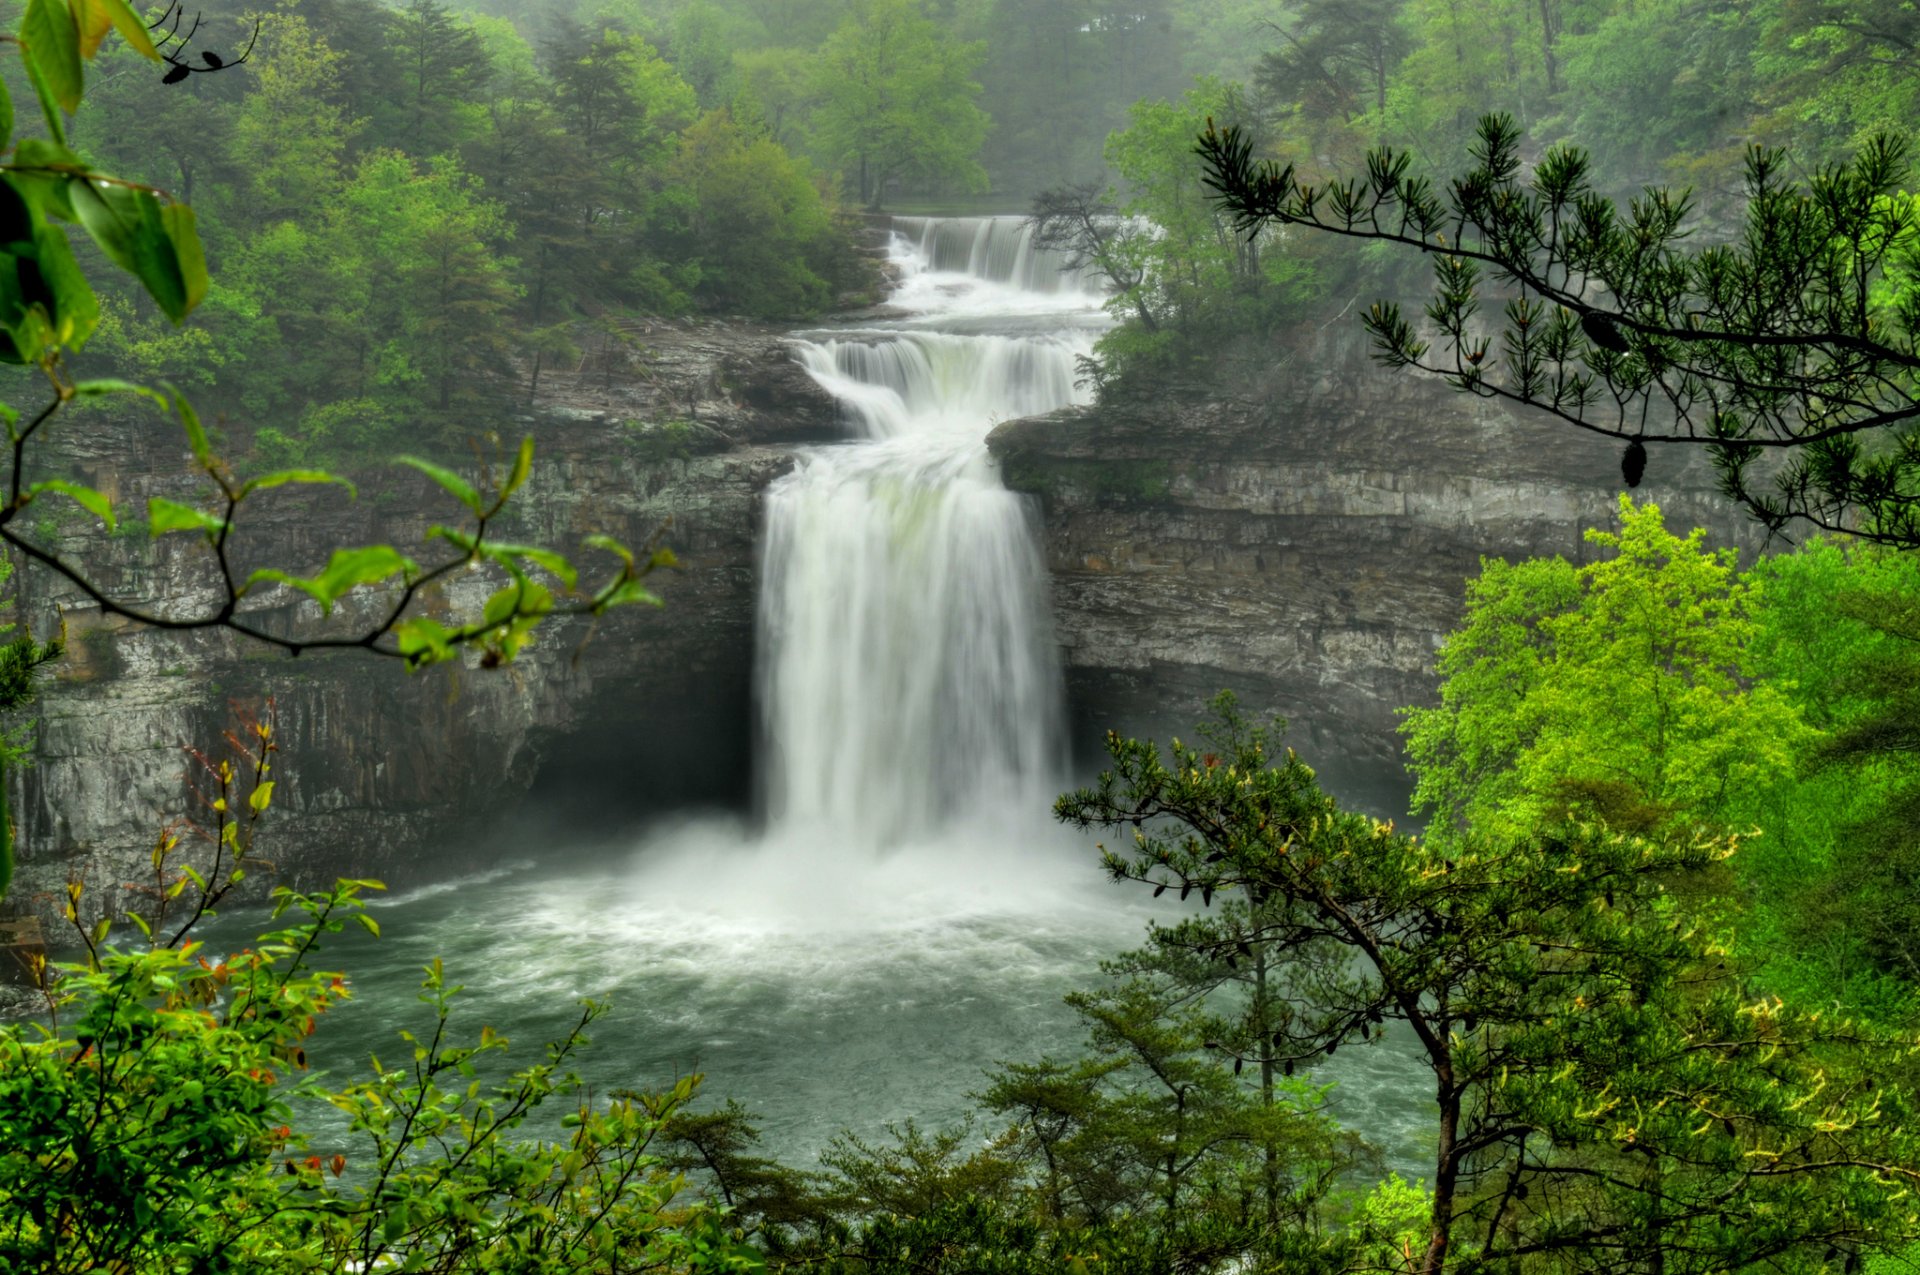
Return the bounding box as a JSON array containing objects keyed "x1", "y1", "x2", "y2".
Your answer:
[
  {"x1": 792, "y1": 331, "x2": 1092, "y2": 442},
  {"x1": 891, "y1": 215, "x2": 1104, "y2": 296}
]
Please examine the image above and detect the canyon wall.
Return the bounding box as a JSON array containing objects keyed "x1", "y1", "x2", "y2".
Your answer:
[
  {"x1": 1, "y1": 315, "x2": 1776, "y2": 931},
  {"x1": 3, "y1": 327, "x2": 837, "y2": 930},
  {"x1": 989, "y1": 326, "x2": 1769, "y2": 810}
]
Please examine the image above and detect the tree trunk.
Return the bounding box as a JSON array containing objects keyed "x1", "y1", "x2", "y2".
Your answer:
[
  {"x1": 1537, "y1": 0, "x2": 1561, "y2": 94},
  {"x1": 1423, "y1": 1073, "x2": 1460, "y2": 1275},
  {"x1": 1255, "y1": 942, "x2": 1280, "y2": 1227}
]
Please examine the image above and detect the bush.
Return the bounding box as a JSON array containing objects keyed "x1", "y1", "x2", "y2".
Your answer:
[{"x1": 0, "y1": 881, "x2": 759, "y2": 1273}]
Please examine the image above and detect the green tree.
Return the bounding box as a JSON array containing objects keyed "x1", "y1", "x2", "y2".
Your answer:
[
  {"x1": 1754, "y1": 0, "x2": 1920, "y2": 163},
  {"x1": 0, "y1": 868, "x2": 761, "y2": 1272},
  {"x1": 729, "y1": 46, "x2": 815, "y2": 152},
  {"x1": 1402, "y1": 495, "x2": 1810, "y2": 843},
  {"x1": 1254, "y1": 0, "x2": 1411, "y2": 137},
  {"x1": 385, "y1": 0, "x2": 492, "y2": 156},
  {"x1": 654, "y1": 108, "x2": 837, "y2": 318},
  {"x1": 1553, "y1": 0, "x2": 1761, "y2": 192},
  {"x1": 229, "y1": 12, "x2": 361, "y2": 229},
  {"x1": 1061, "y1": 696, "x2": 1920, "y2": 1274},
  {"x1": 1027, "y1": 973, "x2": 1353, "y2": 1232},
  {"x1": 1198, "y1": 111, "x2": 1920, "y2": 547},
  {"x1": 338, "y1": 150, "x2": 520, "y2": 420},
  {"x1": 1068, "y1": 80, "x2": 1322, "y2": 393},
  {"x1": 1748, "y1": 540, "x2": 1920, "y2": 996},
  {"x1": 809, "y1": 0, "x2": 989, "y2": 209}
]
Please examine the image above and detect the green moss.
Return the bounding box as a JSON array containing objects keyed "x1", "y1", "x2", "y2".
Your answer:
[
  {"x1": 1000, "y1": 455, "x2": 1173, "y2": 505},
  {"x1": 622, "y1": 418, "x2": 701, "y2": 463}
]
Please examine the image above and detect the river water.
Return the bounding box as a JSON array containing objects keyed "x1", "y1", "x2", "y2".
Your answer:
[{"x1": 214, "y1": 217, "x2": 1432, "y2": 1176}]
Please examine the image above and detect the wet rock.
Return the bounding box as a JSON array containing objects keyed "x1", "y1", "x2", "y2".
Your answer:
[
  {"x1": 990, "y1": 324, "x2": 1764, "y2": 809},
  {"x1": 2, "y1": 326, "x2": 827, "y2": 931}
]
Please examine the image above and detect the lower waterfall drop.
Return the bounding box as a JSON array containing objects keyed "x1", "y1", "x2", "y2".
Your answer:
[{"x1": 762, "y1": 325, "x2": 1093, "y2": 843}]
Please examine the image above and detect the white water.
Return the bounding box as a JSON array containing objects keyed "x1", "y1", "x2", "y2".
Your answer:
[
  {"x1": 760, "y1": 221, "x2": 1104, "y2": 843},
  {"x1": 197, "y1": 216, "x2": 1433, "y2": 1177}
]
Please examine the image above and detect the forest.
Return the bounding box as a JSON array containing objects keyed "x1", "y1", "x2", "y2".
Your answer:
[{"x1": 1, "y1": 0, "x2": 1920, "y2": 1273}]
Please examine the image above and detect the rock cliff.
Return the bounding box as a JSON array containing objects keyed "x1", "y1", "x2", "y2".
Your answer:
[
  {"x1": 1, "y1": 313, "x2": 1780, "y2": 933},
  {"x1": 988, "y1": 326, "x2": 1769, "y2": 810},
  {"x1": 4, "y1": 325, "x2": 838, "y2": 931}
]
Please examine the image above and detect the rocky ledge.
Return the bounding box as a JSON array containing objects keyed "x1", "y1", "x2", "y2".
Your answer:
[{"x1": 989, "y1": 325, "x2": 1767, "y2": 809}]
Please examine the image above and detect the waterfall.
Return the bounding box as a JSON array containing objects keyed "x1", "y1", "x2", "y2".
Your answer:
[
  {"x1": 890, "y1": 216, "x2": 1104, "y2": 295},
  {"x1": 758, "y1": 220, "x2": 1103, "y2": 845}
]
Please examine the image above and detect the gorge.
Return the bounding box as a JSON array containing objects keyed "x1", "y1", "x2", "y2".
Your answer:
[{"x1": 0, "y1": 215, "x2": 1759, "y2": 1162}]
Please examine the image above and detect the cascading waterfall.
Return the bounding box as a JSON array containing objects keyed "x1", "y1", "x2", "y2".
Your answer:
[
  {"x1": 758, "y1": 223, "x2": 1102, "y2": 845},
  {"x1": 890, "y1": 215, "x2": 1102, "y2": 295},
  {"x1": 263, "y1": 213, "x2": 1433, "y2": 1178}
]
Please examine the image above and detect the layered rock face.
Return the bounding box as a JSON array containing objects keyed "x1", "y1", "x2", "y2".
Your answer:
[
  {"x1": 1, "y1": 310, "x2": 1777, "y2": 930},
  {"x1": 988, "y1": 326, "x2": 1768, "y2": 809},
  {"x1": 4, "y1": 328, "x2": 838, "y2": 929}
]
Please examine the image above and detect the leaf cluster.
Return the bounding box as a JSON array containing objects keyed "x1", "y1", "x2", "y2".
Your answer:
[{"x1": 0, "y1": 876, "x2": 764, "y2": 1274}]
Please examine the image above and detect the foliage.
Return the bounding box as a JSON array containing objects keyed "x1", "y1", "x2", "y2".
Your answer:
[
  {"x1": 654, "y1": 109, "x2": 845, "y2": 318},
  {"x1": 1747, "y1": 540, "x2": 1920, "y2": 1001},
  {"x1": 1200, "y1": 109, "x2": 1920, "y2": 547},
  {"x1": 63, "y1": 0, "x2": 873, "y2": 463},
  {"x1": 1060, "y1": 694, "x2": 1920, "y2": 1274},
  {"x1": 808, "y1": 0, "x2": 989, "y2": 209},
  {"x1": 1403, "y1": 495, "x2": 1809, "y2": 843},
  {"x1": 0, "y1": 0, "x2": 668, "y2": 667},
  {"x1": 1040, "y1": 79, "x2": 1324, "y2": 396},
  {"x1": 0, "y1": 877, "x2": 762, "y2": 1273}
]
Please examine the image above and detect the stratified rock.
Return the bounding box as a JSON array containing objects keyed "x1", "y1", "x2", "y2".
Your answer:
[
  {"x1": 989, "y1": 325, "x2": 1764, "y2": 810},
  {"x1": 3, "y1": 324, "x2": 840, "y2": 930}
]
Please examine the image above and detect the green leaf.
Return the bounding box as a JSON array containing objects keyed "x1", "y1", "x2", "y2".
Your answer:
[
  {"x1": 594, "y1": 579, "x2": 663, "y2": 611},
  {"x1": 22, "y1": 0, "x2": 83, "y2": 118},
  {"x1": 582, "y1": 533, "x2": 634, "y2": 569},
  {"x1": 165, "y1": 386, "x2": 210, "y2": 467},
  {"x1": 502, "y1": 435, "x2": 534, "y2": 498},
  {"x1": 0, "y1": 78, "x2": 15, "y2": 156},
  {"x1": 6, "y1": 145, "x2": 77, "y2": 222},
  {"x1": 29, "y1": 221, "x2": 97, "y2": 350},
  {"x1": 248, "y1": 780, "x2": 274, "y2": 814},
  {"x1": 426, "y1": 526, "x2": 477, "y2": 559},
  {"x1": 73, "y1": 378, "x2": 166, "y2": 407},
  {"x1": 160, "y1": 203, "x2": 206, "y2": 316},
  {"x1": 148, "y1": 496, "x2": 225, "y2": 538},
  {"x1": 70, "y1": 0, "x2": 110, "y2": 58},
  {"x1": 70, "y1": 180, "x2": 193, "y2": 322},
  {"x1": 21, "y1": 47, "x2": 66, "y2": 149},
  {"x1": 28, "y1": 479, "x2": 114, "y2": 530},
  {"x1": 245, "y1": 545, "x2": 415, "y2": 614},
  {"x1": 396, "y1": 456, "x2": 482, "y2": 515},
  {"x1": 89, "y1": 0, "x2": 158, "y2": 59},
  {"x1": 481, "y1": 580, "x2": 553, "y2": 628},
  {"x1": 11, "y1": 138, "x2": 80, "y2": 173},
  {"x1": 238, "y1": 469, "x2": 355, "y2": 499},
  {"x1": 394, "y1": 616, "x2": 454, "y2": 668},
  {"x1": 479, "y1": 542, "x2": 577, "y2": 590}
]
